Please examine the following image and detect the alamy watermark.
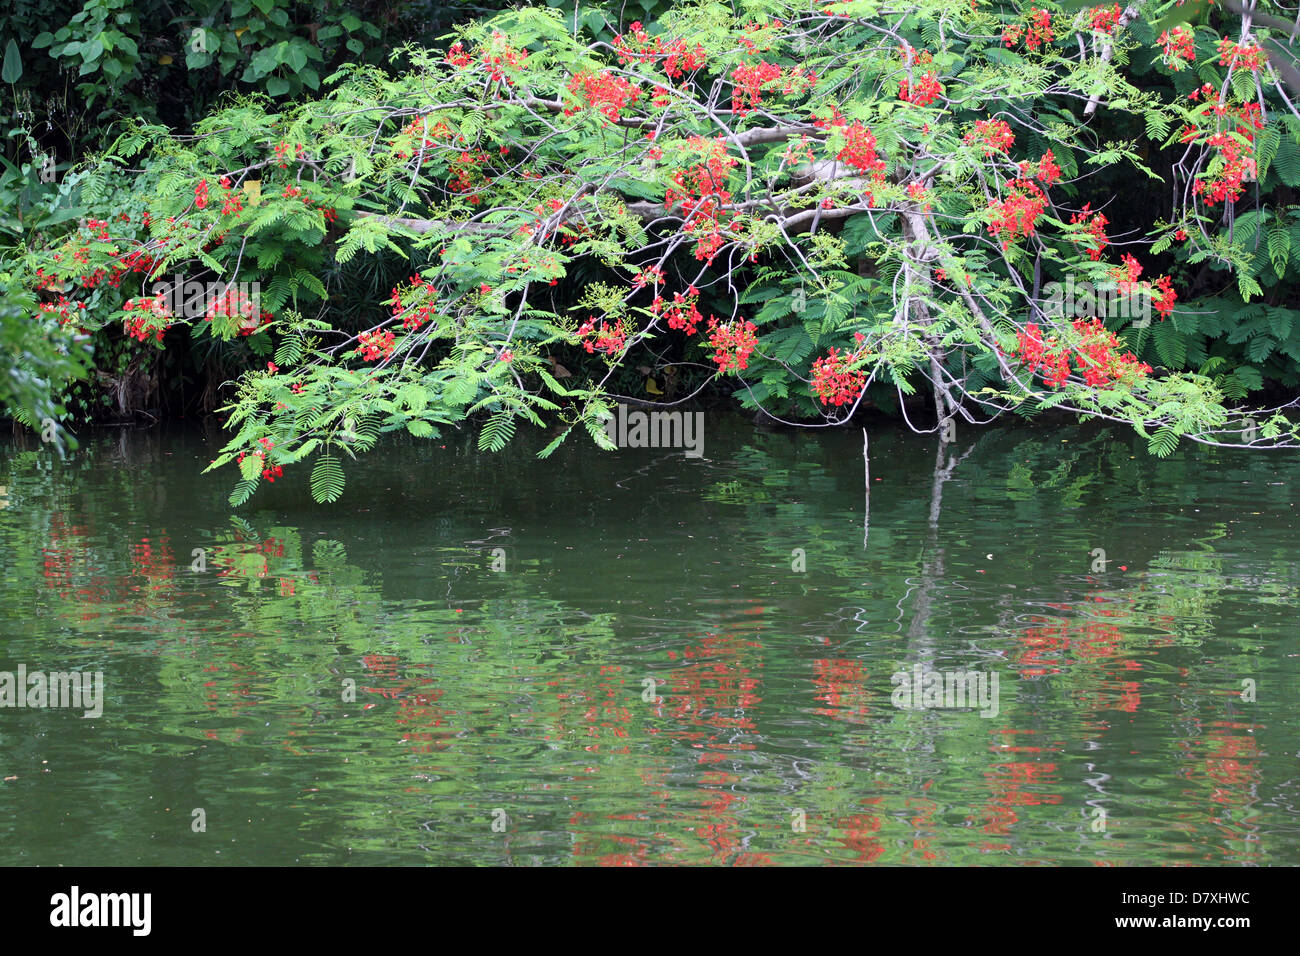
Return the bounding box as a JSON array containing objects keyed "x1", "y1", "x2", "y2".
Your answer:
[
  {"x1": 890, "y1": 664, "x2": 1000, "y2": 718},
  {"x1": 601, "y1": 404, "x2": 704, "y2": 458},
  {"x1": 0, "y1": 664, "x2": 103, "y2": 717},
  {"x1": 50, "y1": 887, "x2": 150, "y2": 936}
]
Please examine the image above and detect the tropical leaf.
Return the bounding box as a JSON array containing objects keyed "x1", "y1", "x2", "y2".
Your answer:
[{"x1": 310, "y1": 452, "x2": 346, "y2": 503}]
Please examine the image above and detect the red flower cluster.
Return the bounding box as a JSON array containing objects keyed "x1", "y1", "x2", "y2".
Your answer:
[
  {"x1": 220, "y1": 184, "x2": 243, "y2": 218},
  {"x1": 1013, "y1": 320, "x2": 1151, "y2": 388},
  {"x1": 899, "y1": 43, "x2": 933, "y2": 67},
  {"x1": 123, "y1": 293, "x2": 172, "y2": 342},
  {"x1": 1151, "y1": 275, "x2": 1177, "y2": 320},
  {"x1": 577, "y1": 317, "x2": 628, "y2": 354},
  {"x1": 35, "y1": 212, "x2": 165, "y2": 298},
  {"x1": 906, "y1": 182, "x2": 931, "y2": 212},
  {"x1": 357, "y1": 329, "x2": 396, "y2": 361},
  {"x1": 1035, "y1": 149, "x2": 1061, "y2": 186},
  {"x1": 566, "y1": 71, "x2": 642, "y2": 122},
  {"x1": 966, "y1": 118, "x2": 1015, "y2": 156},
  {"x1": 1111, "y1": 253, "x2": 1143, "y2": 295},
  {"x1": 84, "y1": 218, "x2": 111, "y2": 241},
  {"x1": 446, "y1": 42, "x2": 472, "y2": 68},
  {"x1": 987, "y1": 179, "x2": 1047, "y2": 249},
  {"x1": 812, "y1": 337, "x2": 868, "y2": 406},
  {"x1": 837, "y1": 121, "x2": 886, "y2": 175},
  {"x1": 613, "y1": 22, "x2": 707, "y2": 80},
  {"x1": 731, "y1": 60, "x2": 781, "y2": 114},
  {"x1": 392, "y1": 117, "x2": 453, "y2": 159},
  {"x1": 272, "y1": 141, "x2": 304, "y2": 168},
  {"x1": 38, "y1": 294, "x2": 87, "y2": 333},
  {"x1": 235, "y1": 441, "x2": 283, "y2": 483},
  {"x1": 1217, "y1": 38, "x2": 1267, "y2": 72},
  {"x1": 1105, "y1": 256, "x2": 1177, "y2": 320},
  {"x1": 898, "y1": 72, "x2": 944, "y2": 106},
  {"x1": 831, "y1": 121, "x2": 888, "y2": 205},
  {"x1": 1183, "y1": 99, "x2": 1264, "y2": 206},
  {"x1": 729, "y1": 60, "x2": 815, "y2": 115},
  {"x1": 1159, "y1": 27, "x2": 1195, "y2": 68},
  {"x1": 390, "y1": 274, "x2": 439, "y2": 330},
  {"x1": 204, "y1": 287, "x2": 271, "y2": 335},
  {"x1": 447, "y1": 149, "x2": 491, "y2": 204},
  {"x1": 811, "y1": 106, "x2": 848, "y2": 130},
  {"x1": 194, "y1": 179, "x2": 208, "y2": 210},
  {"x1": 658, "y1": 287, "x2": 704, "y2": 334},
  {"x1": 705, "y1": 317, "x2": 757, "y2": 372},
  {"x1": 479, "y1": 31, "x2": 529, "y2": 84},
  {"x1": 1089, "y1": 4, "x2": 1120, "y2": 34},
  {"x1": 1068, "y1": 319, "x2": 1153, "y2": 385},
  {"x1": 737, "y1": 18, "x2": 780, "y2": 57},
  {"x1": 1004, "y1": 9, "x2": 1054, "y2": 51},
  {"x1": 631, "y1": 265, "x2": 666, "y2": 290},
  {"x1": 664, "y1": 136, "x2": 737, "y2": 263},
  {"x1": 1070, "y1": 203, "x2": 1109, "y2": 260}
]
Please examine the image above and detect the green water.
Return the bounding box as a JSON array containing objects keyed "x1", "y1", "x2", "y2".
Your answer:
[{"x1": 0, "y1": 414, "x2": 1296, "y2": 865}]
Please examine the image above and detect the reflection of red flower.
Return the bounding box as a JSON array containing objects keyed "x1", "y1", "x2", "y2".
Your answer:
[{"x1": 837, "y1": 813, "x2": 886, "y2": 862}]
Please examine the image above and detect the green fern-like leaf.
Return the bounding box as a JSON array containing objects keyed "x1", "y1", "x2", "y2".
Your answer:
[
  {"x1": 1148, "y1": 426, "x2": 1179, "y2": 458},
  {"x1": 1274, "y1": 137, "x2": 1300, "y2": 188},
  {"x1": 1153, "y1": 319, "x2": 1187, "y2": 369},
  {"x1": 477, "y1": 409, "x2": 517, "y2": 451},
  {"x1": 1268, "y1": 220, "x2": 1291, "y2": 279},
  {"x1": 1247, "y1": 334, "x2": 1276, "y2": 363},
  {"x1": 1238, "y1": 273, "x2": 1263, "y2": 302},
  {"x1": 228, "y1": 478, "x2": 258, "y2": 507},
  {"x1": 537, "y1": 425, "x2": 572, "y2": 459},
  {"x1": 274, "y1": 334, "x2": 305, "y2": 367},
  {"x1": 1256, "y1": 126, "x2": 1281, "y2": 180},
  {"x1": 310, "y1": 453, "x2": 346, "y2": 503},
  {"x1": 1268, "y1": 308, "x2": 1295, "y2": 341}
]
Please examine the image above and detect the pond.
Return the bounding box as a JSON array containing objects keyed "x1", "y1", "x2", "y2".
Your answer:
[{"x1": 0, "y1": 413, "x2": 1296, "y2": 865}]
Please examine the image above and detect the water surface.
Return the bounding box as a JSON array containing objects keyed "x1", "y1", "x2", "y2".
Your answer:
[{"x1": 0, "y1": 414, "x2": 1296, "y2": 865}]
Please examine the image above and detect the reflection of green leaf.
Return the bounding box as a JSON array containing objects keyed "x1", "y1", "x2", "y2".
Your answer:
[
  {"x1": 702, "y1": 479, "x2": 771, "y2": 505},
  {"x1": 312, "y1": 539, "x2": 348, "y2": 568}
]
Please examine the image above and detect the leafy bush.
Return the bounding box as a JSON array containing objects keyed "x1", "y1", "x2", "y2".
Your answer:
[{"x1": 5, "y1": 0, "x2": 1300, "y2": 504}]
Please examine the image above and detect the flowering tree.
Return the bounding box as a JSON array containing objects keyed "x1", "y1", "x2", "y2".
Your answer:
[{"x1": 11, "y1": 0, "x2": 1300, "y2": 503}]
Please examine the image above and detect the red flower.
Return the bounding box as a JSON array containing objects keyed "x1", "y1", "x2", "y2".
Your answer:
[
  {"x1": 898, "y1": 72, "x2": 943, "y2": 106},
  {"x1": 1159, "y1": 27, "x2": 1195, "y2": 69},
  {"x1": 356, "y1": 329, "x2": 396, "y2": 362},
  {"x1": 812, "y1": 346, "x2": 868, "y2": 406},
  {"x1": 565, "y1": 71, "x2": 641, "y2": 122},
  {"x1": 965, "y1": 119, "x2": 1014, "y2": 156},
  {"x1": 705, "y1": 317, "x2": 757, "y2": 372},
  {"x1": 1070, "y1": 203, "x2": 1109, "y2": 260},
  {"x1": 1036, "y1": 149, "x2": 1061, "y2": 186},
  {"x1": 1089, "y1": 4, "x2": 1120, "y2": 35},
  {"x1": 986, "y1": 179, "x2": 1046, "y2": 249}
]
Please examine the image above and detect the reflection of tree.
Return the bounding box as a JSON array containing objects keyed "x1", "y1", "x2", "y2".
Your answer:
[
  {"x1": 5, "y1": 426, "x2": 1299, "y2": 864},
  {"x1": 905, "y1": 438, "x2": 975, "y2": 644}
]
